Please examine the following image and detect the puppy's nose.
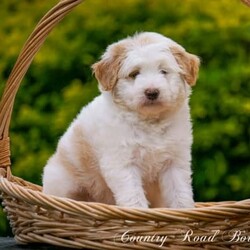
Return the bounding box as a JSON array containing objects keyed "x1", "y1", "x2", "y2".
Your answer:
[{"x1": 144, "y1": 88, "x2": 160, "y2": 100}]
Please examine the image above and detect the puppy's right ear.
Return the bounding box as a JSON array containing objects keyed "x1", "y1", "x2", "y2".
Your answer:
[
  {"x1": 170, "y1": 46, "x2": 200, "y2": 86},
  {"x1": 92, "y1": 45, "x2": 126, "y2": 91}
]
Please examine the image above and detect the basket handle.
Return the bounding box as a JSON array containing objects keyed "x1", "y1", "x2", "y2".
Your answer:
[{"x1": 0, "y1": 0, "x2": 83, "y2": 178}]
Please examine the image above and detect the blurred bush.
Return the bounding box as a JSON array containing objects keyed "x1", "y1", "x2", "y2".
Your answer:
[{"x1": 0, "y1": 0, "x2": 249, "y2": 236}]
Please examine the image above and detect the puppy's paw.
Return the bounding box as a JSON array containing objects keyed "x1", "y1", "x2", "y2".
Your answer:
[
  {"x1": 117, "y1": 196, "x2": 149, "y2": 208},
  {"x1": 170, "y1": 197, "x2": 195, "y2": 209},
  {"x1": 132, "y1": 200, "x2": 149, "y2": 209},
  {"x1": 127, "y1": 202, "x2": 149, "y2": 209}
]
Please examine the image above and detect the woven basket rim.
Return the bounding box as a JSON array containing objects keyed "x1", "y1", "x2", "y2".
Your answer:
[{"x1": 1, "y1": 176, "x2": 250, "y2": 222}]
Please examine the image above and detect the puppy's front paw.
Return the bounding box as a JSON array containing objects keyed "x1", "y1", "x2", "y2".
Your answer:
[
  {"x1": 127, "y1": 202, "x2": 149, "y2": 209},
  {"x1": 116, "y1": 195, "x2": 149, "y2": 208},
  {"x1": 170, "y1": 197, "x2": 195, "y2": 209},
  {"x1": 132, "y1": 200, "x2": 149, "y2": 209},
  {"x1": 184, "y1": 199, "x2": 195, "y2": 208}
]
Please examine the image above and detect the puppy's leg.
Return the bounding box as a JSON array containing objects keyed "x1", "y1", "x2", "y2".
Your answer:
[
  {"x1": 159, "y1": 165, "x2": 194, "y2": 208},
  {"x1": 100, "y1": 159, "x2": 148, "y2": 208},
  {"x1": 43, "y1": 155, "x2": 78, "y2": 198}
]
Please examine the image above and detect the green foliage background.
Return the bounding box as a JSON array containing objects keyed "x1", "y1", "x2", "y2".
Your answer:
[{"x1": 0, "y1": 0, "x2": 249, "y2": 236}]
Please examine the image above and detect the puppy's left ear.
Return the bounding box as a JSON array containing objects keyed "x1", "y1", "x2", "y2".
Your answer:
[
  {"x1": 170, "y1": 46, "x2": 200, "y2": 86},
  {"x1": 92, "y1": 45, "x2": 126, "y2": 91},
  {"x1": 92, "y1": 58, "x2": 118, "y2": 91}
]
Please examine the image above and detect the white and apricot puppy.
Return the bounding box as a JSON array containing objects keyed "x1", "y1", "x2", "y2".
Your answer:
[{"x1": 43, "y1": 32, "x2": 200, "y2": 208}]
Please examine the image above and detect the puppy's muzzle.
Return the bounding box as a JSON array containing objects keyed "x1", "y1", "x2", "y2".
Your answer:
[{"x1": 144, "y1": 88, "x2": 160, "y2": 101}]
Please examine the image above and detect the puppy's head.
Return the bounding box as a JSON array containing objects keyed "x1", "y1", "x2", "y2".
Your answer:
[{"x1": 92, "y1": 32, "x2": 200, "y2": 117}]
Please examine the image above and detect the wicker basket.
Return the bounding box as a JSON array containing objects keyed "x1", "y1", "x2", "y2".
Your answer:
[{"x1": 0, "y1": 0, "x2": 250, "y2": 249}]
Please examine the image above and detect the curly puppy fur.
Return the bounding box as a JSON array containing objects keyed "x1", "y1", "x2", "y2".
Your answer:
[{"x1": 42, "y1": 32, "x2": 200, "y2": 208}]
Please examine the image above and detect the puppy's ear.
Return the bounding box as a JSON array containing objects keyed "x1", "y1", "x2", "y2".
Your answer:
[
  {"x1": 92, "y1": 45, "x2": 126, "y2": 91},
  {"x1": 170, "y1": 46, "x2": 200, "y2": 86}
]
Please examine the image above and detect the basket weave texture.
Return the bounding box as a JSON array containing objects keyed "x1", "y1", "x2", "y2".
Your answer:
[{"x1": 0, "y1": 0, "x2": 250, "y2": 249}]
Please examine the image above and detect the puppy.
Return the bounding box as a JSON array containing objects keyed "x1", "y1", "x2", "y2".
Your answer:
[{"x1": 42, "y1": 32, "x2": 200, "y2": 208}]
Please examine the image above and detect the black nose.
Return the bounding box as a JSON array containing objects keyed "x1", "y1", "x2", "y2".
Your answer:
[{"x1": 144, "y1": 88, "x2": 160, "y2": 100}]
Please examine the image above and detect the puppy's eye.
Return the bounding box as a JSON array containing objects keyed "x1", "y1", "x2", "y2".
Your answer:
[
  {"x1": 129, "y1": 70, "x2": 140, "y2": 79},
  {"x1": 160, "y1": 70, "x2": 168, "y2": 75}
]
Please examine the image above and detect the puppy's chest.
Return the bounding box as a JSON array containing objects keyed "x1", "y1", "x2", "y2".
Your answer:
[{"x1": 130, "y1": 133, "x2": 175, "y2": 179}]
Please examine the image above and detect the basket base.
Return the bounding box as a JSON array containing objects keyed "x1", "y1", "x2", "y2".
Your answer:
[{"x1": 1, "y1": 176, "x2": 250, "y2": 250}]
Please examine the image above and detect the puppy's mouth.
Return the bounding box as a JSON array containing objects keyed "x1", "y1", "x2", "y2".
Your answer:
[
  {"x1": 137, "y1": 99, "x2": 168, "y2": 119},
  {"x1": 142, "y1": 99, "x2": 162, "y2": 107}
]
